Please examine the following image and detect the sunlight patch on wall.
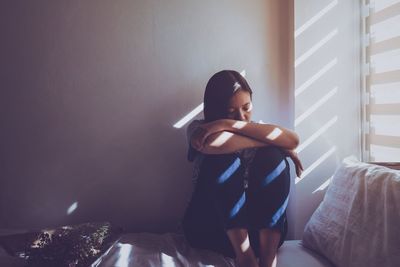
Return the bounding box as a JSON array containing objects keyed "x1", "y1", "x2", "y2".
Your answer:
[
  {"x1": 67, "y1": 202, "x2": 78, "y2": 215},
  {"x1": 312, "y1": 176, "x2": 333, "y2": 193},
  {"x1": 295, "y1": 87, "x2": 338, "y2": 127},
  {"x1": 295, "y1": 58, "x2": 338, "y2": 97},
  {"x1": 296, "y1": 147, "x2": 336, "y2": 183},
  {"x1": 173, "y1": 103, "x2": 204, "y2": 128},
  {"x1": 296, "y1": 116, "x2": 338, "y2": 153},
  {"x1": 295, "y1": 29, "x2": 338, "y2": 68},
  {"x1": 295, "y1": 0, "x2": 338, "y2": 38}
]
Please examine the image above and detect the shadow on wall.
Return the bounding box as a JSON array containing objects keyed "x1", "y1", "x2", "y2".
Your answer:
[{"x1": 1, "y1": 0, "x2": 294, "y2": 233}]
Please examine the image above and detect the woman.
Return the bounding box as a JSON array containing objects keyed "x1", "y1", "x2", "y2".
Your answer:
[{"x1": 182, "y1": 70, "x2": 303, "y2": 267}]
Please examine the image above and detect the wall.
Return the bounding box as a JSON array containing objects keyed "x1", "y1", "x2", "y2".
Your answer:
[
  {"x1": 0, "y1": 0, "x2": 294, "y2": 233},
  {"x1": 293, "y1": 0, "x2": 361, "y2": 238}
]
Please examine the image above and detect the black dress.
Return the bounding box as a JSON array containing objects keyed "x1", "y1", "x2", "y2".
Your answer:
[{"x1": 183, "y1": 121, "x2": 290, "y2": 258}]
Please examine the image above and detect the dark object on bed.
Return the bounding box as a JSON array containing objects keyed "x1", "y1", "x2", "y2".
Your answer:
[{"x1": 0, "y1": 222, "x2": 122, "y2": 267}]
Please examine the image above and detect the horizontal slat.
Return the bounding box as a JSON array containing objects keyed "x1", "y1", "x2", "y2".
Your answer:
[
  {"x1": 367, "y1": 103, "x2": 400, "y2": 115},
  {"x1": 367, "y1": 134, "x2": 400, "y2": 148},
  {"x1": 368, "y1": 70, "x2": 400, "y2": 84},
  {"x1": 370, "y1": 114, "x2": 400, "y2": 136},
  {"x1": 368, "y1": 2, "x2": 400, "y2": 25},
  {"x1": 369, "y1": 36, "x2": 400, "y2": 55}
]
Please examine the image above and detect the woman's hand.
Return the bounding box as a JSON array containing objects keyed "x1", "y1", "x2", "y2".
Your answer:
[
  {"x1": 191, "y1": 120, "x2": 228, "y2": 151},
  {"x1": 283, "y1": 149, "x2": 304, "y2": 178}
]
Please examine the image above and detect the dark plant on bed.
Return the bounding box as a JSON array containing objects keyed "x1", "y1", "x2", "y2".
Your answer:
[{"x1": 24, "y1": 222, "x2": 121, "y2": 267}]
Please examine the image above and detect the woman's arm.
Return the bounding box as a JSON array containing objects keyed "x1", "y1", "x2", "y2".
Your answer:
[
  {"x1": 191, "y1": 130, "x2": 268, "y2": 154},
  {"x1": 193, "y1": 119, "x2": 299, "y2": 151},
  {"x1": 190, "y1": 121, "x2": 304, "y2": 177}
]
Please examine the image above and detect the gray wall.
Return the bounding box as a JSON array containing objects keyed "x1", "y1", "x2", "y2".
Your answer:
[
  {"x1": 0, "y1": 0, "x2": 294, "y2": 233},
  {"x1": 293, "y1": 0, "x2": 361, "y2": 238}
]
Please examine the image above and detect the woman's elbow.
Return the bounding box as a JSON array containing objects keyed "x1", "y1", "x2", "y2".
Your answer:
[
  {"x1": 289, "y1": 134, "x2": 300, "y2": 149},
  {"x1": 198, "y1": 134, "x2": 231, "y2": 154},
  {"x1": 282, "y1": 133, "x2": 299, "y2": 150}
]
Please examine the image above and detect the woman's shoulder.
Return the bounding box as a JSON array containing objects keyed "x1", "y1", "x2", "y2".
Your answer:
[
  {"x1": 186, "y1": 119, "x2": 204, "y2": 136},
  {"x1": 188, "y1": 119, "x2": 204, "y2": 128},
  {"x1": 186, "y1": 119, "x2": 205, "y2": 162}
]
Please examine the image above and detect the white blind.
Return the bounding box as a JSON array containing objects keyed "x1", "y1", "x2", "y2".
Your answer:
[{"x1": 362, "y1": 0, "x2": 400, "y2": 161}]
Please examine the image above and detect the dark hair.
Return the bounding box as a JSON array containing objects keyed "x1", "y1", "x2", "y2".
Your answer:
[{"x1": 203, "y1": 70, "x2": 253, "y2": 122}]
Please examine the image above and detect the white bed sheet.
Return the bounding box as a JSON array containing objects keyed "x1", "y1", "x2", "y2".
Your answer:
[
  {"x1": 0, "y1": 230, "x2": 334, "y2": 267},
  {"x1": 95, "y1": 233, "x2": 333, "y2": 267},
  {"x1": 95, "y1": 232, "x2": 235, "y2": 267}
]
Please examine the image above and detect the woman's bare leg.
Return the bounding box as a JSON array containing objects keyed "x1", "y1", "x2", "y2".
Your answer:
[
  {"x1": 258, "y1": 228, "x2": 280, "y2": 267},
  {"x1": 226, "y1": 228, "x2": 259, "y2": 267}
]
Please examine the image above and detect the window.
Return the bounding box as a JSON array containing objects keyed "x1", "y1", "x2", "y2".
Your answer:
[{"x1": 362, "y1": 0, "x2": 400, "y2": 161}]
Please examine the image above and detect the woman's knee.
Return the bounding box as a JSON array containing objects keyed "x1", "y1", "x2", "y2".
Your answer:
[
  {"x1": 251, "y1": 146, "x2": 287, "y2": 172},
  {"x1": 200, "y1": 153, "x2": 243, "y2": 184},
  {"x1": 255, "y1": 146, "x2": 285, "y2": 161},
  {"x1": 248, "y1": 146, "x2": 290, "y2": 191}
]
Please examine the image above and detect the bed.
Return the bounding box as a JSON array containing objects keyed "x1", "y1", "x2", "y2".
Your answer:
[
  {"x1": 1, "y1": 158, "x2": 399, "y2": 267},
  {"x1": 0, "y1": 231, "x2": 333, "y2": 267},
  {"x1": 93, "y1": 233, "x2": 332, "y2": 267}
]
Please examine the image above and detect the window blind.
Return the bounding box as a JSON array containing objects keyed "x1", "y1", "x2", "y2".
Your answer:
[{"x1": 362, "y1": 0, "x2": 400, "y2": 161}]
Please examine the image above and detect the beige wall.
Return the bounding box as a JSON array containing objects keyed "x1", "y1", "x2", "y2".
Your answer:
[
  {"x1": 293, "y1": 0, "x2": 361, "y2": 239},
  {"x1": 0, "y1": 0, "x2": 295, "y2": 233}
]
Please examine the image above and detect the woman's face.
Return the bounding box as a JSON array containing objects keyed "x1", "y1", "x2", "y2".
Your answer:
[{"x1": 227, "y1": 89, "x2": 252, "y2": 122}]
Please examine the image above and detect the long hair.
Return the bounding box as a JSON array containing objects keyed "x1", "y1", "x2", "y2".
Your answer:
[{"x1": 203, "y1": 70, "x2": 253, "y2": 122}]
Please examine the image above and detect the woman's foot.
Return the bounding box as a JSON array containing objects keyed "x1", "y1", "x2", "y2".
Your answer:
[
  {"x1": 226, "y1": 228, "x2": 259, "y2": 267},
  {"x1": 258, "y1": 228, "x2": 280, "y2": 267},
  {"x1": 235, "y1": 253, "x2": 259, "y2": 267}
]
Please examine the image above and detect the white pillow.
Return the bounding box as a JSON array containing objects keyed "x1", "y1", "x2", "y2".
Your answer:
[{"x1": 302, "y1": 157, "x2": 400, "y2": 267}]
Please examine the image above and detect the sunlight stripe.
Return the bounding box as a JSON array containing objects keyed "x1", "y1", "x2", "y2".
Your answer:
[
  {"x1": 312, "y1": 176, "x2": 333, "y2": 193},
  {"x1": 295, "y1": 116, "x2": 338, "y2": 153},
  {"x1": 295, "y1": 29, "x2": 338, "y2": 67},
  {"x1": 263, "y1": 160, "x2": 286, "y2": 186},
  {"x1": 173, "y1": 103, "x2": 204, "y2": 128},
  {"x1": 218, "y1": 158, "x2": 241, "y2": 184},
  {"x1": 295, "y1": 58, "x2": 337, "y2": 97},
  {"x1": 295, "y1": 147, "x2": 336, "y2": 183},
  {"x1": 270, "y1": 196, "x2": 289, "y2": 227},
  {"x1": 295, "y1": 87, "x2": 338, "y2": 126},
  {"x1": 295, "y1": 0, "x2": 338, "y2": 38},
  {"x1": 230, "y1": 192, "x2": 246, "y2": 218}
]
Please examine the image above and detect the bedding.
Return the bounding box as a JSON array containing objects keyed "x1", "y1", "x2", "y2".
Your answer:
[
  {"x1": 0, "y1": 230, "x2": 334, "y2": 267},
  {"x1": 94, "y1": 232, "x2": 236, "y2": 267},
  {"x1": 302, "y1": 157, "x2": 400, "y2": 267},
  {"x1": 0, "y1": 222, "x2": 121, "y2": 267},
  {"x1": 94, "y1": 233, "x2": 333, "y2": 267},
  {"x1": 3, "y1": 158, "x2": 398, "y2": 266}
]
